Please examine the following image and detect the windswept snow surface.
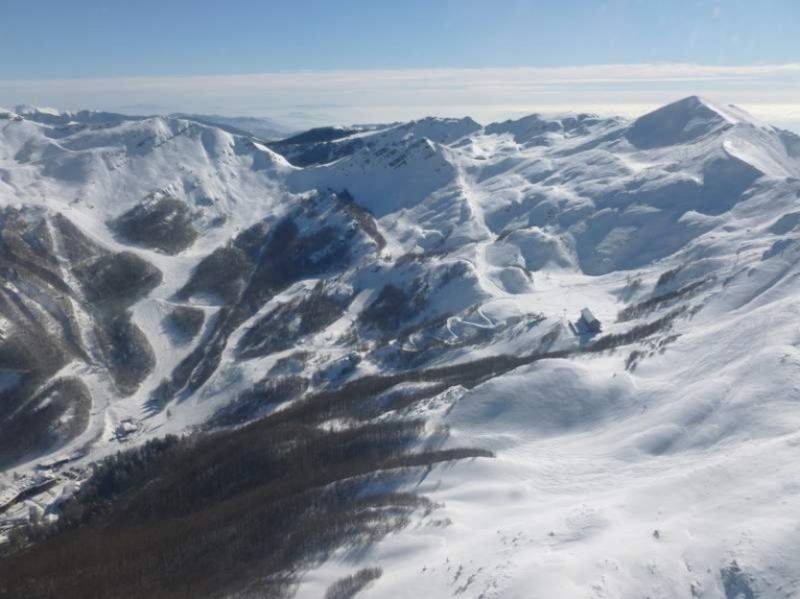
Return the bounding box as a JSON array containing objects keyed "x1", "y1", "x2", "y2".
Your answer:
[{"x1": 3, "y1": 98, "x2": 800, "y2": 597}]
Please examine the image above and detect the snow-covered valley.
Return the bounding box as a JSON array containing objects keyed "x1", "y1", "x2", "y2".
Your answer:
[{"x1": 1, "y1": 97, "x2": 800, "y2": 598}]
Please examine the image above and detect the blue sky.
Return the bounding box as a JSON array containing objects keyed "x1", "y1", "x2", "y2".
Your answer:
[
  {"x1": 2, "y1": 0, "x2": 797, "y2": 78},
  {"x1": 1, "y1": 1, "x2": 799, "y2": 129}
]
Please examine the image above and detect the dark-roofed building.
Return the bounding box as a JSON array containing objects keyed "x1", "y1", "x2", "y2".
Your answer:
[{"x1": 580, "y1": 308, "x2": 602, "y2": 333}]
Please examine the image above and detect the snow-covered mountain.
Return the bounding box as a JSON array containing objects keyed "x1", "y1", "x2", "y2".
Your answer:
[
  {"x1": 169, "y1": 113, "x2": 295, "y2": 140},
  {"x1": 1, "y1": 97, "x2": 800, "y2": 598}
]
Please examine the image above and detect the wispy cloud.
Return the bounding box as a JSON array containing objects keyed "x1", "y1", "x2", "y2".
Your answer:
[{"x1": 2, "y1": 64, "x2": 799, "y2": 130}]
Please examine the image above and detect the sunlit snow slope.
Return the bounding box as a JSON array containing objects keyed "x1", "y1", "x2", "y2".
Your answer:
[{"x1": 2, "y1": 97, "x2": 800, "y2": 598}]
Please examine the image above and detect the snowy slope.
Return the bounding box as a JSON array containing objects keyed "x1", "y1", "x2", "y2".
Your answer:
[{"x1": 2, "y1": 97, "x2": 800, "y2": 598}]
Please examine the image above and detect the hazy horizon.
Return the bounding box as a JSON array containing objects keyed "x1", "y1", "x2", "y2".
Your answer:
[
  {"x1": 2, "y1": 64, "x2": 800, "y2": 133},
  {"x1": 3, "y1": 1, "x2": 799, "y2": 131}
]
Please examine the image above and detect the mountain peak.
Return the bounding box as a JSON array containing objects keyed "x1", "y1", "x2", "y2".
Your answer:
[
  {"x1": 392, "y1": 116, "x2": 482, "y2": 145},
  {"x1": 625, "y1": 95, "x2": 753, "y2": 149},
  {"x1": 485, "y1": 112, "x2": 610, "y2": 143},
  {"x1": 13, "y1": 104, "x2": 64, "y2": 116},
  {"x1": 11, "y1": 105, "x2": 141, "y2": 128}
]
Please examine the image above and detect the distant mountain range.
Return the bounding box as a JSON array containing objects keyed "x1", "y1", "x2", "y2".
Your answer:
[{"x1": 168, "y1": 112, "x2": 296, "y2": 140}]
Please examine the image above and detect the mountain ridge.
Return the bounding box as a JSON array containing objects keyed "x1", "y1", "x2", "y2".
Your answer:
[{"x1": 1, "y1": 97, "x2": 800, "y2": 599}]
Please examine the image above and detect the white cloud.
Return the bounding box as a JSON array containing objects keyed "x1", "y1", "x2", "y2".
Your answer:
[{"x1": 2, "y1": 64, "x2": 799, "y2": 131}]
